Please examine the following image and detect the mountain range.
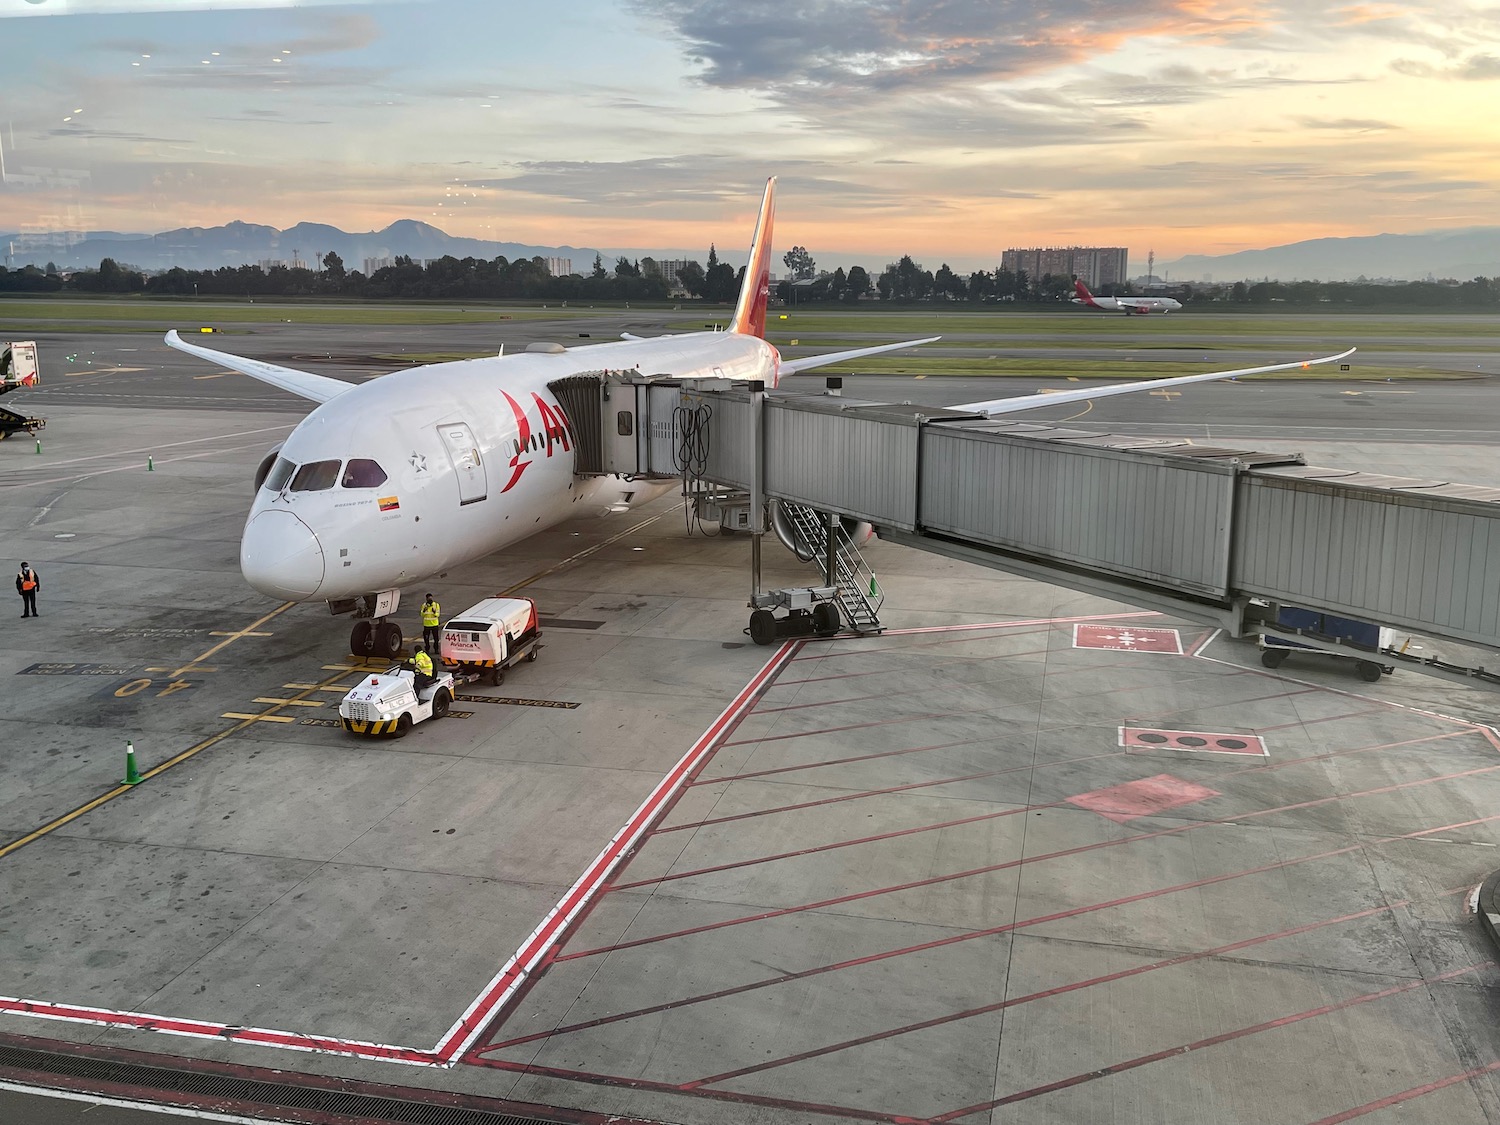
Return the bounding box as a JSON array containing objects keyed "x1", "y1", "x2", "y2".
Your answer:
[
  {"x1": 5, "y1": 218, "x2": 1500, "y2": 283},
  {"x1": 1158, "y1": 228, "x2": 1500, "y2": 284},
  {"x1": 0, "y1": 220, "x2": 614, "y2": 275}
]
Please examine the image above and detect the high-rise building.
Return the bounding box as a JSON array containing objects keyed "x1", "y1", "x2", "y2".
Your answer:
[
  {"x1": 544, "y1": 257, "x2": 573, "y2": 277},
  {"x1": 1000, "y1": 246, "x2": 1128, "y2": 289}
]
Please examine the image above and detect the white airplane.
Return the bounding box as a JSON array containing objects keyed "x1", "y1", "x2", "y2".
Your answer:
[
  {"x1": 167, "y1": 178, "x2": 1352, "y2": 656},
  {"x1": 1071, "y1": 278, "x2": 1182, "y2": 315}
]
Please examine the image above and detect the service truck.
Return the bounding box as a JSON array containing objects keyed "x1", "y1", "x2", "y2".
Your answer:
[
  {"x1": 439, "y1": 595, "x2": 542, "y2": 685},
  {"x1": 0, "y1": 341, "x2": 44, "y2": 441}
]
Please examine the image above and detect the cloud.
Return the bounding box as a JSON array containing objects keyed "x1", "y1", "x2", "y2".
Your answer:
[
  {"x1": 631, "y1": 0, "x2": 1277, "y2": 101},
  {"x1": 1293, "y1": 116, "x2": 1397, "y2": 131},
  {"x1": 1392, "y1": 51, "x2": 1500, "y2": 78}
]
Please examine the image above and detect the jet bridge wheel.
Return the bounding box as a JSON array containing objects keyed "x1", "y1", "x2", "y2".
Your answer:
[
  {"x1": 813, "y1": 602, "x2": 839, "y2": 637},
  {"x1": 749, "y1": 609, "x2": 777, "y2": 646},
  {"x1": 1355, "y1": 660, "x2": 1384, "y2": 682}
]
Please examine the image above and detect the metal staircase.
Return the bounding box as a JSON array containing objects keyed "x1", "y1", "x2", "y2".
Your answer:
[{"x1": 777, "y1": 500, "x2": 885, "y2": 634}]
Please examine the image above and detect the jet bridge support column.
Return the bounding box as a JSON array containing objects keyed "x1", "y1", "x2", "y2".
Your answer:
[{"x1": 748, "y1": 379, "x2": 765, "y2": 605}]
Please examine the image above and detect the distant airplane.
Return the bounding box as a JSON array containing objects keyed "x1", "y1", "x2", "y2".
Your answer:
[
  {"x1": 1071, "y1": 278, "x2": 1182, "y2": 315},
  {"x1": 168, "y1": 179, "x2": 1350, "y2": 657}
]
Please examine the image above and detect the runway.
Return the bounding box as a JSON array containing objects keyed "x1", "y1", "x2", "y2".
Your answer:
[{"x1": 3, "y1": 310, "x2": 1500, "y2": 1125}]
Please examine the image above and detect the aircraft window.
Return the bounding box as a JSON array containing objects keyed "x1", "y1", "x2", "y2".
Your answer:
[
  {"x1": 264, "y1": 456, "x2": 295, "y2": 492},
  {"x1": 289, "y1": 459, "x2": 341, "y2": 492},
  {"x1": 342, "y1": 459, "x2": 388, "y2": 488}
]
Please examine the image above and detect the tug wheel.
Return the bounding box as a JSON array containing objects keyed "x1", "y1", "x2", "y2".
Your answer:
[
  {"x1": 433, "y1": 689, "x2": 451, "y2": 718},
  {"x1": 395, "y1": 713, "x2": 413, "y2": 738}
]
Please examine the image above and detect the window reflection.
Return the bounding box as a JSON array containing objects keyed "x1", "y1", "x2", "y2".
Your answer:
[
  {"x1": 263, "y1": 456, "x2": 295, "y2": 492},
  {"x1": 289, "y1": 459, "x2": 341, "y2": 491},
  {"x1": 342, "y1": 459, "x2": 388, "y2": 488}
]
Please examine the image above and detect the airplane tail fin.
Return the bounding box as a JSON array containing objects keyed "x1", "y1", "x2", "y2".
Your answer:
[
  {"x1": 729, "y1": 177, "x2": 776, "y2": 339},
  {"x1": 1073, "y1": 278, "x2": 1098, "y2": 306}
]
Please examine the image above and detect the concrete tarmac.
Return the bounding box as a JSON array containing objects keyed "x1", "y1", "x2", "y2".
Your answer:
[{"x1": 4, "y1": 313, "x2": 1500, "y2": 1125}]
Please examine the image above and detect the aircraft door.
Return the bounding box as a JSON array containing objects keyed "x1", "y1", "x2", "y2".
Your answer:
[{"x1": 437, "y1": 421, "x2": 488, "y2": 506}]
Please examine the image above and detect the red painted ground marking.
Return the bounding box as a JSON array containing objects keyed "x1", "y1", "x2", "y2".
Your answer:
[
  {"x1": 676, "y1": 889, "x2": 1466, "y2": 1088},
  {"x1": 1074, "y1": 623, "x2": 1183, "y2": 654},
  {"x1": 931, "y1": 961, "x2": 1491, "y2": 1121},
  {"x1": 431, "y1": 638, "x2": 799, "y2": 1061},
  {"x1": 721, "y1": 708, "x2": 983, "y2": 747},
  {"x1": 0, "y1": 639, "x2": 802, "y2": 1066},
  {"x1": 1304, "y1": 1058, "x2": 1500, "y2": 1124},
  {"x1": 462, "y1": 1056, "x2": 914, "y2": 1124},
  {"x1": 1065, "y1": 773, "x2": 1221, "y2": 823},
  {"x1": 754, "y1": 644, "x2": 1056, "y2": 711},
  {"x1": 773, "y1": 636, "x2": 1057, "y2": 686},
  {"x1": 559, "y1": 763, "x2": 1500, "y2": 962},
  {"x1": 880, "y1": 610, "x2": 1161, "y2": 638},
  {"x1": 496, "y1": 812, "x2": 1500, "y2": 1072},
  {"x1": 629, "y1": 730, "x2": 1471, "y2": 893},
  {"x1": 659, "y1": 768, "x2": 1043, "y2": 834},
  {"x1": 1121, "y1": 726, "x2": 1269, "y2": 756},
  {"x1": 1256, "y1": 708, "x2": 1385, "y2": 733}
]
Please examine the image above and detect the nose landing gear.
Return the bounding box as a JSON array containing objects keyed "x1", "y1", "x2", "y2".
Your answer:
[
  {"x1": 350, "y1": 618, "x2": 403, "y2": 659},
  {"x1": 331, "y1": 590, "x2": 405, "y2": 658}
]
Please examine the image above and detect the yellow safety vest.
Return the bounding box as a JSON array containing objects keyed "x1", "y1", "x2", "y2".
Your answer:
[
  {"x1": 421, "y1": 601, "x2": 440, "y2": 627},
  {"x1": 413, "y1": 650, "x2": 433, "y2": 676}
]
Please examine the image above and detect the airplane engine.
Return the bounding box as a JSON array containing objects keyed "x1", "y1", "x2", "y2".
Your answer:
[
  {"x1": 252, "y1": 443, "x2": 286, "y2": 492},
  {"x1": 771, "y1": 501, "x2": 873, "y2": 562}
]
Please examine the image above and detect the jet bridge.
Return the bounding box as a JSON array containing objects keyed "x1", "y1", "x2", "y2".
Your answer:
[{"x1": 568, "y1": 375, "x2": 1500, "y2": 688}]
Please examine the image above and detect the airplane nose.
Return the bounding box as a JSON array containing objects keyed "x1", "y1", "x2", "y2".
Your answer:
[{"x1": 241, "y1": 510, "x2": 325, "y2": 599}]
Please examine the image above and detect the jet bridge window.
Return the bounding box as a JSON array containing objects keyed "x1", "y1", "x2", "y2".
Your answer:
[
  {"x1": 289, "y1": 459, "x2": 341, "y2": 492},
  {"x1": 263, "y1": 456, "x2": 295, "y2": 492},
  {"x1": 341, "y1": 459, "x2": 388, "y2": 488}
]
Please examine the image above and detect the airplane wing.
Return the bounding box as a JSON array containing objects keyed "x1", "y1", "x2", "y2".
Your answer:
[
  {"x1": 954, "y1": 347, "x2": 1357, "y2": 416},
  {"x1": 164, "y1": 330, "x2": 354, "y2": 403},
  {"x1": 781, "y1": 336, "x2": 941, "y2": 376}
]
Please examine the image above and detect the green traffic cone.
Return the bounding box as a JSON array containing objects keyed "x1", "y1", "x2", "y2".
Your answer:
[
  {"x1": 122, "y1": 740, "x2": 142, "y2": 785},
  {"x1": 147, "y1": 455, "x2": 154, "y2": 471},
  {"x1": 868, "y1": 577, "x2": 879, "y2": 598},
  {"x1": 35, "y1": 437, "x2": 41, "y2": 454}
]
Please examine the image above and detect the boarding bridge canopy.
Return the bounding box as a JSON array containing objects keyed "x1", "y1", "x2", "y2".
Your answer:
[{"x1": 592, "y1": 379, "x2": 1500, "y2": 660}]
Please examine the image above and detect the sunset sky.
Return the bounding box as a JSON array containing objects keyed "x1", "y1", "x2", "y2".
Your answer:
[{"x1": 2, "y1": 0, "x2": 1498, "y2": 273}]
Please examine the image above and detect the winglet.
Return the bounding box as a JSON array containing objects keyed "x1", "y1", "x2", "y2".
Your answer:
[{"x1": 729, "y1": 177, "x2": 776, "y2": 338}]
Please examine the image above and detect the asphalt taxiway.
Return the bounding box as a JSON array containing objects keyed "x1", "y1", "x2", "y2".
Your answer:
[{"x1": 4, "y1": 314, "x2": 1500, "y2": 1125}]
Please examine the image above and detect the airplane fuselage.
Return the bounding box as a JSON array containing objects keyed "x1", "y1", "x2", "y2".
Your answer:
[{"x1": 242, "y1": 331, "x2": 781, "y2": 602}]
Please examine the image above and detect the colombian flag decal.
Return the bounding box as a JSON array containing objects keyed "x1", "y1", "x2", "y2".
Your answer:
[{"x1": 378, "y1": 495, "x2": 400, "y2": 512}]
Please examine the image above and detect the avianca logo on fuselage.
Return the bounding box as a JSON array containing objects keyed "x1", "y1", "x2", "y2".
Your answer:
[{"x1": 500, "y1": 390, "x2": 574, "y2": 494}]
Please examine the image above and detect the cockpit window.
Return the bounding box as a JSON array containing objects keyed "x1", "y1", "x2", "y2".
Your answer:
[
  {"x1": 342, "y1": 459, "x2": 388, "y2": 488},
  {"x1": 264, "y1": 456, "x2": 295, "y2": 492},
  {"x1": 289, "y1": 459, "x2": 341, "y2": 492}
]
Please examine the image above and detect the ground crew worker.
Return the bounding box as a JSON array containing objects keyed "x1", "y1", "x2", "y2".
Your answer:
[
  {"x1": 420, "y1": 592, "x2": 441, "y2": 653},
  {"x1": 16, "y1": 561, "x2": 39, "y2": 618},
  {"x1": 410, "y1": 642, "x2": 435, "y2": 694}
]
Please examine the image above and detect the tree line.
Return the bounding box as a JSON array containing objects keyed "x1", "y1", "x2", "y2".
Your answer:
[{"x1": 0, "y1": 249, "x2": 1495, "y2": 310}]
